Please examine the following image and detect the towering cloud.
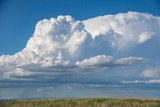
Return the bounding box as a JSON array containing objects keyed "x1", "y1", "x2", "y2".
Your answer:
[{"x1": 0, "y1": 12, "x2": 160, "y2": 80}]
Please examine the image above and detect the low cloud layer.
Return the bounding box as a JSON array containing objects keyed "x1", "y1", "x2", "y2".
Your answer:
[
  {"x1": 76, "y1": 55, "x2": 146, "y2": 68},
  {"x1": 0, "y1": 12, "x2": 160, "y2": 80},
  {"x1": 122, "y1": 79, "x2": 160, "y2": 84}
]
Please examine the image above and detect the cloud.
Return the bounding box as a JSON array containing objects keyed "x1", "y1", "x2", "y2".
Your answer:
[
  {"x1": 138, "y1": 32, "x2": 154, "y2": 43},
  {"x1": 76, "y1": 55, "x2": 146, "y2": 68},
  {"x1": 76, "y1": 55, "x2": 113, "y2": 68},
  {"x1": 142, "y1": 66, "x2": 160, "y2": 78},
  {"x1": 115, "y1": 56, "x2": 147, "y2": 65},
  {"x1": 122, "y1": 79, "x2": 160, "y2": 84},
  {"x1": 83, "y1": 11, "x2": 160, "y2": 50},
  {"x1": 0, "y1": 12, "x2": 159, "y2": 80}
]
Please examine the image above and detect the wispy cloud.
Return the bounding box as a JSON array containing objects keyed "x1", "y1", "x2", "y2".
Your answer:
[
  {"x1": 142, "y1": 66, "x2": 160, "y2": 78},
  {"x1": 122, "y1": 79, "x2": 160, "y2": 84}
]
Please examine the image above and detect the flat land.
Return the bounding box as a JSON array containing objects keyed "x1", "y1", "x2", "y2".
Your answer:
[{"x1": 0, "y1": 98, "x2": 160, "y2": 107}]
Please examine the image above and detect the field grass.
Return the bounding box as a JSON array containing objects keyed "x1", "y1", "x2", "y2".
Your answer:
[{"x1": 0, "y1": 98, "x2": 160, "y2": 107}]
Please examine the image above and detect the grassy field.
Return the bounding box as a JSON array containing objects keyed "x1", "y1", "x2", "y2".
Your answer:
[{"x1": 0, "y1": 98, "x2": 160, "y2": 107}]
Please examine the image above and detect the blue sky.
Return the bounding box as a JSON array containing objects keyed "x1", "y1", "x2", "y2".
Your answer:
[
  {"x1": 0, "y1": 0, "x2": 160, "y2": 55},
  {"x1": 0, "y1": 0, "x2": 160, "y2": 99}
]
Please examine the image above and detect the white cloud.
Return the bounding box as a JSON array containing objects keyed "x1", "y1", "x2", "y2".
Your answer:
[
  {"x1": 83, "y1": 11, "x2": 160, "y2": 50},
  {"x1": 76, "y1": 55, "x2": 113, "y2": 68},
  {"x1": 76, "y1": 55, "x2": 146, "y2": 68},
  {"x1": 66, "y1": 30, "x2": 91, "y2": 55},
  {"x1": 138, "y1": 32, "x2": 153, "y2": 43},
  {"x1": 142, "y1": 66, "x2": 160, "y2": 78},
  {"x1": 41, "y1": 51, "x2": 72, "y2": 68},
  {"x1": 0, "y1": 12, "x2": 159, "y2": 80},
  {"x1": 122, "y1": 79, "x2": 160, "y2": 84},
  {"x1": 115, "y1": 56, "x2": 147, "y2": 65}
]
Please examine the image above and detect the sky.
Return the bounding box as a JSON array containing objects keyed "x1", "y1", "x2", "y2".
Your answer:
[{"x1": 0, "y1": 0, "x2": 160, "y2": 99}]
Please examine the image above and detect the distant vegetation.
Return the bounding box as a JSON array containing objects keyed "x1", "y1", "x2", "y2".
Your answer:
[{"x1": 0, "y1": 98, "x2": 160, "y2": 107}]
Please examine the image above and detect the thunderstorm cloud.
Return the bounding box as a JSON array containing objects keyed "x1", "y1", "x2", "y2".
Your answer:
[{"x1": 0, "y1": 12, "x2": 160, "y2": 81}]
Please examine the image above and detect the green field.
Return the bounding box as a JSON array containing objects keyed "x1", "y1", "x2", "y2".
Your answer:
[{"x1": 0, "y1": 98, "x2": 160, "y2": 107}]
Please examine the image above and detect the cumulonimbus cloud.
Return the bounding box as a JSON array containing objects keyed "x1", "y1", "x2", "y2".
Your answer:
[{"x1": 0, "y1": 12, "x2": 160, "y2": 80}]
